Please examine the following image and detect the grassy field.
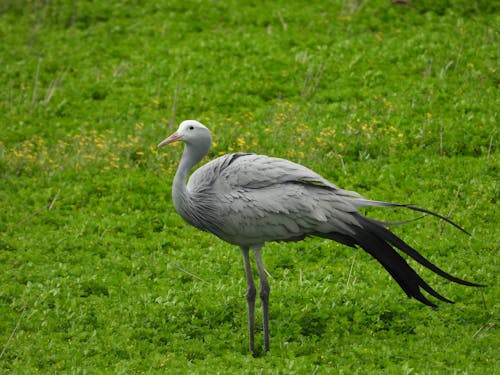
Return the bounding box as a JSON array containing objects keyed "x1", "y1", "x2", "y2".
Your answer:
[{"x1": 0, "y1": 0, "x2": 498, "y2": 373}]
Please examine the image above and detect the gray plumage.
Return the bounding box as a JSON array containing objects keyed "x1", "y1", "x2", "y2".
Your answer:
[{"x1": 159, "y1": 120, "x2": 481, "y2": 354}]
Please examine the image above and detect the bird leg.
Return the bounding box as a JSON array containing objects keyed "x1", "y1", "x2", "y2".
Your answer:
[
  {"x1": 240, "y1": 247, "x2": 256, "y2": 353},
  {"x1": 253, "y1": 246, "x2": 270, "y2": 352}
]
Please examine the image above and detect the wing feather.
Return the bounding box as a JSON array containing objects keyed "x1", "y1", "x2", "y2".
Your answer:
[
  {"x1": 203, "y1": 154, "x2": 363, "y2": 198},
  {"x1": 212, "y1": 182, "x2": 361, "y2": 246}
]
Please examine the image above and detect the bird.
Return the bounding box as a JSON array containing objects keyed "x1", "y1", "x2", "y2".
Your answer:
[{"x1": 158, "y1": 119, "x2": 482, "y2": 354}]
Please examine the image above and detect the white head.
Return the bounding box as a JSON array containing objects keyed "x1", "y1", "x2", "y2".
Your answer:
[{"x1": 158, "y1": 120, "x2": 212, "y2": 148}]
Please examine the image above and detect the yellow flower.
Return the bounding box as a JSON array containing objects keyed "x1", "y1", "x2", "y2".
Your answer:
[
  {"x1": 236, "y1": 137, "x2": 246, "y2": 147},
  {"x1": 315, "y1": 137, "x2": 326, "y2": 146}
]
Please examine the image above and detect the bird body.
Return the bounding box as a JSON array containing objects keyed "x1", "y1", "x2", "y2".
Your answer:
[
  {"x1": 159, "y1": 120, "x2": 481, "y2": 354},
  {"x1": 183, "y1": 152, "x2": 364, "y2": 247}
]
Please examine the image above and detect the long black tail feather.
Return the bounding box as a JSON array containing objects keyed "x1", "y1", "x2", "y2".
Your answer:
[
  {"x1": 351, "y1": 199, "x2": 471, "y2": 235},
  {"x1": 403, "y1": 204, "x2": 470, "y2": 235},
  {"x1": 324, "y1": 213, "x2": 482, "y2": 307},
  {"x1": 363, "y1": 217, "x2": 483, "y2": 287},
  {"x1": 353, "y1": 223, "x2": 450, "y2": 307}
]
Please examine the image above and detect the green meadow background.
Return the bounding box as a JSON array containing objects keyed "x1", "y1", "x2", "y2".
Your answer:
[{"x1": 0, "y1": 0, "x2": 498, "y2": 373}]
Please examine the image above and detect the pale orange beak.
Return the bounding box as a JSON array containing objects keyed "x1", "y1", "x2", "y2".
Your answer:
[{"x1": 158, "y1": 132, "x2": 183, "y2": 147}]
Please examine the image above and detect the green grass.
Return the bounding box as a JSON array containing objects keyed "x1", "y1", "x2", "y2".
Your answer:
[{"x1": 0, "y1": 0, "x2": 498, "y2": 373}]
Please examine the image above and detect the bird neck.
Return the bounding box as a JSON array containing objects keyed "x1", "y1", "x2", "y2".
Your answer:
[{"x1": 172, "y1": 141, "x2": 210, "y2": 217}]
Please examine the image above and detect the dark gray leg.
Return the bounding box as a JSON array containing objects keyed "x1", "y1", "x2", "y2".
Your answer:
[
  {"x1": 240, "y1": 247, "x2": 256, "y2": 353},
  {"x1": 253, "y1": 246, "x2": 270, "y2": 352}
]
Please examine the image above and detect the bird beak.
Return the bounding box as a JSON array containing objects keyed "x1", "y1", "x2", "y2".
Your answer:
[{"x1": 158, "y1": 132, "x2": 183, "y2": 147}]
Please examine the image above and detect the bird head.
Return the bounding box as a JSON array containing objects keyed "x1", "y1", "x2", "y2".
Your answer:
[{"x1": 158, "y1": 120, "x2": 212, "y2": 148}]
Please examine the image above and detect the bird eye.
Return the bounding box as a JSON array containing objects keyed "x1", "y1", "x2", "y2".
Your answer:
[{"x1": 189, "y1": 126, "x2": 194, "y2": 130}]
